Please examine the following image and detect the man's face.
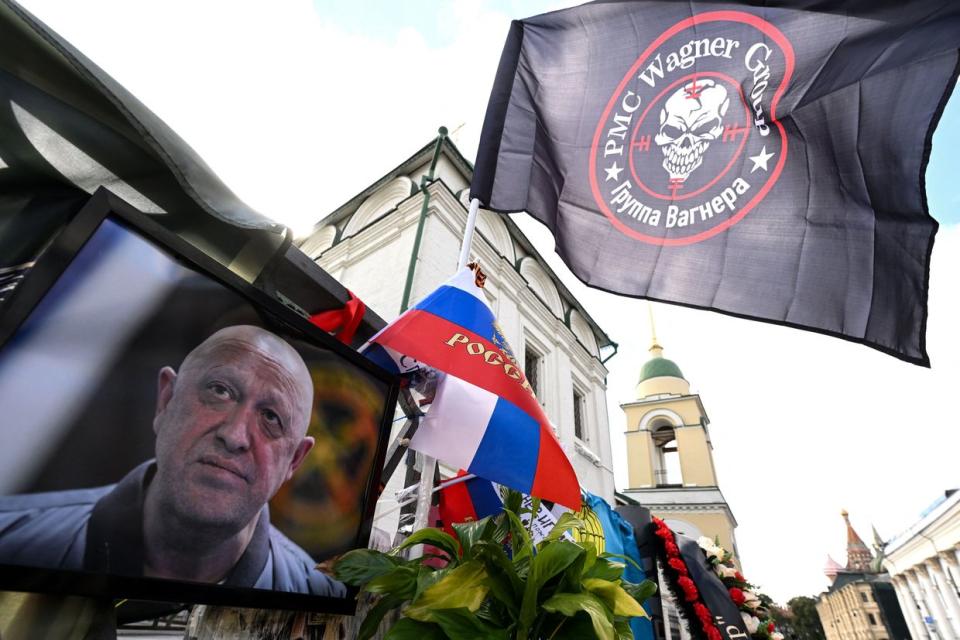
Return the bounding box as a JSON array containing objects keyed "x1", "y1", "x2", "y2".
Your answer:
[{"x1": 152, "y1": 327, "x2": 314, "y2": 532}]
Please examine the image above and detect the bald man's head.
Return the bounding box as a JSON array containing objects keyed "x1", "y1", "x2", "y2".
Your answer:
[
  {"x1": 179, "y1": 325, "x2": 314, "y2": 437},
  {"x1": 150, "y1": 325, "x2": 316, "y2": 532}
]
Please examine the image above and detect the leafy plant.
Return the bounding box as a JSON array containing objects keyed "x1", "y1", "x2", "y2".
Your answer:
[{"x1": 335, "y1": 492, "x2": 657, "y2": 640}]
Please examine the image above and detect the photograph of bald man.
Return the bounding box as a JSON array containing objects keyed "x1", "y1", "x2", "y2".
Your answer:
[{"x1": 0, "y1": 325, "x2": 346, "y2": 597}]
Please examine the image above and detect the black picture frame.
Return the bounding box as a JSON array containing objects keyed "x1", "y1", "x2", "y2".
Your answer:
[{"x1": 0, "y1": 188, "x2": 399, "y2": 615}]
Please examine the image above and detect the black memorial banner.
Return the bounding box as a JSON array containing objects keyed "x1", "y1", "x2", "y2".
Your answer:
[
  {"x1": 472, "y1": 1, "x2": 960, "y2": 366},
  {"x1": 677, "y1": 535, "x2": 751, "y2": 640}
]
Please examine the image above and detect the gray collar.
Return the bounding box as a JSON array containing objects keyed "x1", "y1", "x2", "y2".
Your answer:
[{"x1": 83, "y1": 460, "x2": 270, "y2": 587}]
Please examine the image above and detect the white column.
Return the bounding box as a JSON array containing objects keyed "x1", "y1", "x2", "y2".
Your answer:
[
  {"x1": 907, "y1": 571, "x2": 936, "y2": 638},
  {"x1": 943, "y1": 553, "x2": 960, "y2": 593},
  {"x1": 917, "y1": 566, "x2": 958, "y2": 640},
  {"x1": 930, "y1": 559, "x2": 960, "y2": 639},
  {"x1": 896, "y1": 574, "x2": 932, "y2": 640}
]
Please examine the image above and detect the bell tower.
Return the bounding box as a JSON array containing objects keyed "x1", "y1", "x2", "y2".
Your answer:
[{"x1": 620, "y1": 315, "x2": 739, "y2": 561}]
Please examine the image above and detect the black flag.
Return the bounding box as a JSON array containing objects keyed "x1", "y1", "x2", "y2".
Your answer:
[{"x1": 472, "y1": 1, "x2": 959, "y2": 366}]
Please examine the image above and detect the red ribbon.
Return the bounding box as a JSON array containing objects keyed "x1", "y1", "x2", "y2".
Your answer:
[{"x1": 309, "y1": 290, "x2": 366, "y2": 345}]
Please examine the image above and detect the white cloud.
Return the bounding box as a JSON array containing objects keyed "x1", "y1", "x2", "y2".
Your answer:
[{"x1": 19, "y1": 0, "x2": 960, "y2": 604}]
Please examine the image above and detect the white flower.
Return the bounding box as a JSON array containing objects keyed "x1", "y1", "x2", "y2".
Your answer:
[
  {"x1": 718, "y1": 564, "x2": 738, "y2": 579},
  {"x1": 743, "y1": 590, "x2": 762, "y2": 610},
  {"x1": 741, "y1": 613, "x2": 760, "y2": 634},
  {"x1": 697, "y1": 536, "x2": 725, "y2": 560},
  {"x1": 772, "y1": 632, "x2": 784, "y2": 640}
]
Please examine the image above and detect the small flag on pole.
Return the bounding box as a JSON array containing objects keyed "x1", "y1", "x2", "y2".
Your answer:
[
  {"x1": 370, "y1": 267, "x2": 581, "y2": 509},
  {"x1": 438, "y1": 471, "x2": 503, "y2": 536}
]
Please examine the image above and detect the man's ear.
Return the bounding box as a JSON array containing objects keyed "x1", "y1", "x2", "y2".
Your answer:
[
  {"x1": 285, "y1": 436, "x2": 315, "y2": 482},
  {"x1": 153, "y1": 366, "x2": 178, "y2": 434}
]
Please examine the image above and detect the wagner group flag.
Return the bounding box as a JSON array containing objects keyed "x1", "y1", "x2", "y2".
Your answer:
[
  {"x1": 471, "y1": 1, "x2": 960, "y2": 366},
  {"x1": 370, "y1": 268, "x2": 581, "y2": 508}
]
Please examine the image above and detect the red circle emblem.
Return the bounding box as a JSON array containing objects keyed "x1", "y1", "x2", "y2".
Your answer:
[{"x1": 589, "y1": 11, "x2": 795, "y2": 246}]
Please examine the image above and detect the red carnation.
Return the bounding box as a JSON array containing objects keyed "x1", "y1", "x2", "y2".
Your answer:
[
  {"x1": 694, "y1": 603, "x2": 713, "y2": 626},
  {"x1": 655, "y1": 526, "x2": 673, "y2": 541},
  {"x1": 678, "y1": 576, "x2": 699, "y2": 602},
  {"x1": 668, "y1": 557, "x2": 688, "y2": 575},
  {"x1": 729, "y1": 587, "x2": 746, "y2": 605},
  {"x1": 735, "y1": 571, "x2": 745, "y2": 582},
  {"x1": 768, "y1": 623, "x2": 776, "y2": 633},
  {"x1": 665, "y1": 540, "x2": 680, "y2": 556},
  {"x1": 706, "y1": 627, "x2": 723, "y2": 640}
]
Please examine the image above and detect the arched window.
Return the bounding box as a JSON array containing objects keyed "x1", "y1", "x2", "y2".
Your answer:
[{"x1": 651, "y1": 422, "x2": 683, "y2": 486}]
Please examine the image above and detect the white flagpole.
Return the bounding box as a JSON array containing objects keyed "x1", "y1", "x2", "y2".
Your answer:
[
  {"x1": 457, "y1": 198, "x2": 481, "y2": 271},
  {"x1": 410, "y1": 197, "x2": 482, "y2": 542}
]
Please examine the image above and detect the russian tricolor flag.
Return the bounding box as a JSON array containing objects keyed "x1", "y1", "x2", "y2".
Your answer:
[
  {"x1": 438, "y1": 472, "x2": 503, "y2": 536},
  {"x1": 370, "y1": 268, "x2": 581, "y2": 509}
]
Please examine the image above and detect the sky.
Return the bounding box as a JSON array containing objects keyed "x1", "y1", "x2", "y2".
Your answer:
[{"x1": 16, "y1": 0, "x2": 960, "y2": 604}]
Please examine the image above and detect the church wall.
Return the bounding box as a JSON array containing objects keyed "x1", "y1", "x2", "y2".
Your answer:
[
  {"x1": 626, "y1": 430, "x2": 656, "y2": 488},
  {"x1": 316, "y1": 197, "x2": 422, "y2": 318},
  {"x1": 623, "y1": 398, "x2": 705, "y2": 432},
  {"x1": 409, "y1": 194, "x2": 464, "y2": 305},
  {"x1": 408, "y1": 155, "x2": 470, "y2": 195},
  {"x1": 675, "y1": 427, "x2": 717, "y2": 487},
  {"x1": 622, "y1": 404, "x2": 644, "y2": 431},
  {"x1": 658, "y1": 399, "x2": 706, "y2": 429}
]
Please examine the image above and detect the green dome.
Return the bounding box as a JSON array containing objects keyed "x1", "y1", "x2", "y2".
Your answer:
[{"x1": 638, "y1": 357, "x2": 684, "y2": 383}]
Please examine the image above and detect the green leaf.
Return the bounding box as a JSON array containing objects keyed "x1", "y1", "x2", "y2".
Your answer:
[
  {"x1": 622, "y1": 579, "x2": 658, "y2": 603},
  {"x1": 453, "y1": 516, "x2": 497, "y2": 557},
  {"x1": 394, "y1": 528, "x2": 461, "y2": 562},
  {"x1": 485, "y1": 570, "x2": 520, "y2": 620},
  {"x1": 430, "y1": 608, "x2": 511, "y2": 640},
  {"x1": 584, "y1": 557, "x2": 625, "y2": 582},
  {"x1": 404, "y1": 561, "x2": 490, "y2": 622},
  {"x1": 335, "y1": 549, "x2": 403, "y2": 586},
  {"x1": 366, "y1": 566, "x2": 419, "y2": 600},
  {"x1": 582, "y1": 541, "x2": 598, "y2": 573},
  {"x1": 476, "y1": 598, "x2": 511, "y2": 628},
  {"x1": 542, "y1": 512, "x2": 587, "y2": 544},
  {"x1": 558, "y1": 542, "x2": 590, "y2": 595},
  {"x1": 358, "y1": 595, "x2": 405, "y2": 640},
  {"x1": 501, "y1": 488, "x2": 524, "y2": 514},
  {"x1": 384, "y1": 617, "x2": 447, "y2": 640},
  {"x1": 474, "y1": 546, "x2": 522, "y2": 617},
  {"x1": 582, "y1": 578, "x2": 647, "y2": 618},
  {"x1": 542, "y1": 592, "x2": 616, "y2": 640},
  {"x1": 415, "y1": 565, "x2": 449, "y2": 601},
  {"x1": 504, "y1": 509, "x2": 533, "y2": 562},
  {"x1": 526, "y1": 497, "x2": 542, "y2": 536},
  {"x1": 518, "y1": 541, "x2": 585, "y2": 638}
]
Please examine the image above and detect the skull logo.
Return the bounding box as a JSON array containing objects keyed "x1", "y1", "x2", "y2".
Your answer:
[{"x1": 654, "y1": 79, "x2": 730, "y2": 182}]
